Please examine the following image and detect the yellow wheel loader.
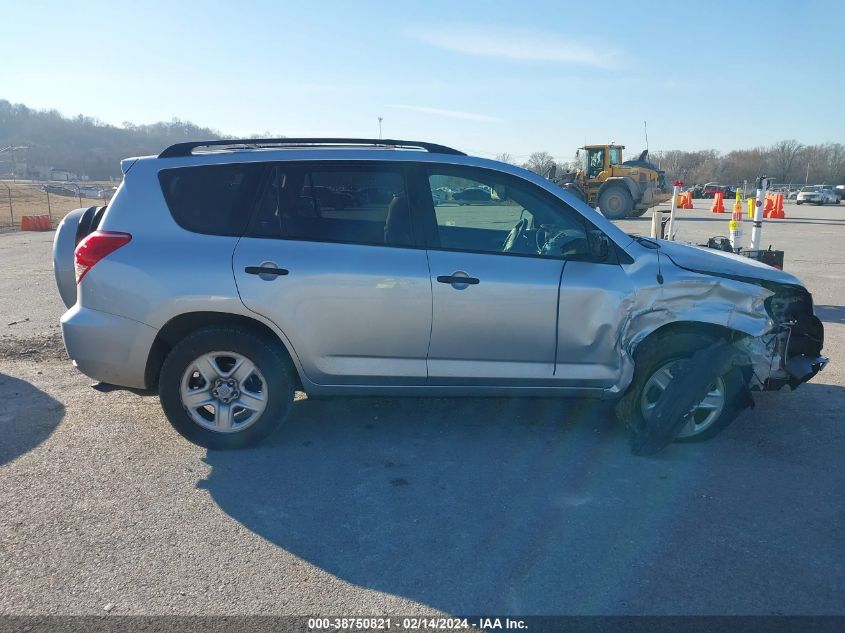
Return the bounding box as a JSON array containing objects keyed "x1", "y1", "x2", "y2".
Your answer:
[{"x1": 547, "y1": 144, "x2": 671, "y2": 220}]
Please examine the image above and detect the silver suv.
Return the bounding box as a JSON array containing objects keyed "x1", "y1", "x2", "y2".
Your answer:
[{"x1": 53, "y1": 138, "x2": 827, "y2": 451}]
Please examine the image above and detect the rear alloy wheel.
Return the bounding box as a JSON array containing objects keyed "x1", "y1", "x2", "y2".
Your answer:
[
  {"x1": 179, "y1": 351, "x2": 268, "y2": 434},
  {"x1": 159, "y1": 326, "x2": 294, "y2": 448},
  {"x1": 597, "y1": 186, "x2": 634, "y2": 219}
]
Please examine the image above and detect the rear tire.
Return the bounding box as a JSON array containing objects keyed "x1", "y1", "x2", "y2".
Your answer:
[
  {"x1": 159, "y1": 326, "x2": 295, "y2": 449},
  {"x1": 598, "y1": 186, "x2": 634, "y2": 219},
  {"x1": 616, "y1": 331, "x2": 747, "y2": 448}
]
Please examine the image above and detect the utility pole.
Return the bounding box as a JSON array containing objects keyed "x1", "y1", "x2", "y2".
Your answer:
[
  {"x1": 378, "y1": 117, "x2": 383, "y2": 140},
  {"x1": 2, "y1": 181, "x2": 12, "y2": 225},
  {"x1": 805, "y1": 161, "x2": 810, "y2": 185},
  {"x1": 0, "y1": 145, "x2": 28, "y2": 181}
]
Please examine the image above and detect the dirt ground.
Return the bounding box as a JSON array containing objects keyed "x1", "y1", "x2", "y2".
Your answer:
[{"x1": 0, "y1": 198, "x2": 843, "y2": 616}]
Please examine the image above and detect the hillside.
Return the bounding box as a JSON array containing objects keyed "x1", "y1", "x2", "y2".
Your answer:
[{"x1": 0, "y1": 99, "x2": 224, "y2": 180}]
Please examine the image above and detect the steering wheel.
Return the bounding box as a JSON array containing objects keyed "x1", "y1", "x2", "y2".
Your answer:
[{"x1": 502, "y1": 218, "x2": 529, "y2": 252}]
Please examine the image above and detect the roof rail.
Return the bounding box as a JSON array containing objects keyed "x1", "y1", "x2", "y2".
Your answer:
[{"x1": 158, "y1": 137, "x2": 466, "y2": 159}]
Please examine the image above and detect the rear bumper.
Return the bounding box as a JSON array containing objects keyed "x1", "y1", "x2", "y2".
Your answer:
[{"x1": 61, "y1": 305, "x2": 157, "y2": 389}]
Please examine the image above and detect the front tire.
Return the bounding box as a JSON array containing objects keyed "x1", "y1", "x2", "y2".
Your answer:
[
  {"x1": 597, "y1": 186, "x2": 634, "y2": 219},
  {"x1": 616, "y1": 331, "x2": 748, "y2": 452},
  {"x1": 159, "y1": 326, "x2": 295, "y2": 449}
]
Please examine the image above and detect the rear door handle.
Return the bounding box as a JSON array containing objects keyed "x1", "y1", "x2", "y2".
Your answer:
[{"x1": 436, "y1": 273, "x2": 480, "y2": 286}]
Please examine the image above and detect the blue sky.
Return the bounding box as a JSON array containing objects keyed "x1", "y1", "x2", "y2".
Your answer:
[{"x1": 3, "y1": 0, "x2": 842, "y2": 162}]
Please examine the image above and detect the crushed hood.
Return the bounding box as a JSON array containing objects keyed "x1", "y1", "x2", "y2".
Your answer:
[{"x1": 654, "y1": 239, "x2": 803, "y2": 286}]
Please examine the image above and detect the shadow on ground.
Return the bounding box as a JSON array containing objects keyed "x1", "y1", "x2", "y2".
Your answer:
[
  {"x1": 815, "y1": 305, "x2": 845, "y2": 325},
  {"x1": 201, "y1": 385, "x2": 845, "y2": 614},
  {"x1": 0, "y1": 373, "x2": 64, "y2": 465}
]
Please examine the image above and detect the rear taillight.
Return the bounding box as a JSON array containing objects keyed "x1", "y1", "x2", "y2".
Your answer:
[{"x1": 74, "y1": 230, "x2": 132, "y2": 284}]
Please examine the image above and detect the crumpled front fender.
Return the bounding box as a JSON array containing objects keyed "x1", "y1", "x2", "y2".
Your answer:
[{"x1": 605, "y1": 269, "x2": 774, "y2": 396}]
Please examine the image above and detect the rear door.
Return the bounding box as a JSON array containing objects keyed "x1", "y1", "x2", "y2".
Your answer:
[{"x1": 233, "y1": 162, "x2": 432, "y2": 386}]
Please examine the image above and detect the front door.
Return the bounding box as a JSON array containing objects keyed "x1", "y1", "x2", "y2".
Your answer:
[{"x1": 420, "y1": 165, "x2": 588, "y2": 386}]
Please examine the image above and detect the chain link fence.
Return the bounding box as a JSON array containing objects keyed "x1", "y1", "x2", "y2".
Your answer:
[{"x1": 0, "y1": 180, "x2": 114, "y2": 231}]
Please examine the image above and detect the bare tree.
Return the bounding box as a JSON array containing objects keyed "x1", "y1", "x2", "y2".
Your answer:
[
  {"x1": 769, "y1": 139, "x2": 803, "y2": 182},
  {"x1": 524, "y1": 151, "x2": 556, "y2": 175},
  {"x1": 495, "y1": 152, "x2": 514, "y2": 164}
]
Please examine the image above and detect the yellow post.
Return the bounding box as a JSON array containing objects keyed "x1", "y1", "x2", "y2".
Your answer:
[
  {"x1": 747, "y1": 197, "x2": 755, "y2": 219},
  {"x1": 730, "y1": 191, "x2": 743, "y2": 252}
]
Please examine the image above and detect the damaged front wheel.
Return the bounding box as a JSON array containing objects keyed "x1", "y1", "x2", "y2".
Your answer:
[
  {"x1": 640, "y1": 362, "x2": 727, "y2": 439},
  {"x1": 617, "y1": 331, "x2": 751, "y2": 454}
]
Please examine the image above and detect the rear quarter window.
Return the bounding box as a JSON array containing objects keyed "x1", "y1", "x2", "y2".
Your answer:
[{"x1": 158, "y1": 163, "x2": 264, "y2": 236}]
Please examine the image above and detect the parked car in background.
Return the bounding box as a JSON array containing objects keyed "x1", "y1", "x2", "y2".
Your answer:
[
  {"x1": 834, "y1": 185, "x2": 845, "y2": 201},
  {"x1": 453, "y1": 187, "x2": 492, "y2": 203},
  {"x1": 797, "y1": 185, "x2": 839, "y2": 205},
  {"x1": 702, "y1": 184, "x2": 735, "y2": 199},
  {"x1": 53, "y1": 138, "x2": 826, "y2": 450}
]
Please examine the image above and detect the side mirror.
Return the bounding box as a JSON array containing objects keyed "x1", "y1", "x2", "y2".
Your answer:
[{"x1": 589, "y1": 230, "x2": 610, "y2": 261}]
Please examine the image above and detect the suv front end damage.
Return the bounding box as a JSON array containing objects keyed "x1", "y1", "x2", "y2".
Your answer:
[
  {"x1": 738, "y1": 282, "x2": 827, "y2": 391},
  {"x1": 615, "y1": 240, "x2": 828, "y2": 401}
]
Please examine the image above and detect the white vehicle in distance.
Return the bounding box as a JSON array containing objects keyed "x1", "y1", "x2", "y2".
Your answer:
[{"x1": 796, "y1": 185, "x2": 839, "y2": 205}]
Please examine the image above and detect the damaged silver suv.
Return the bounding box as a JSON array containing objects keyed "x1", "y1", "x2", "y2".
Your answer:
[{"x1": 53, "y1": 138, "x2": 827, "y2": 451}]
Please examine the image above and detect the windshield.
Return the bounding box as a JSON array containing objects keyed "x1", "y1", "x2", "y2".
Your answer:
[
  {"x1": 801, "y1": 186, "x2": 818, "y2": 192},
  {"x1": 586, "y1": 148, "x2": 604, "y2": 179}
]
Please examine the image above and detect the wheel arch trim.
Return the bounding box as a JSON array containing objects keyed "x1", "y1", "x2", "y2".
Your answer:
[{"x1": 144, "y1": 310, "x2": 306, "y2": 391}]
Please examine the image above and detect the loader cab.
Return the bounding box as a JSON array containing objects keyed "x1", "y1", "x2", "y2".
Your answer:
[{"x1": 580, "y1": 144, "x2": 625, "y2": 180}]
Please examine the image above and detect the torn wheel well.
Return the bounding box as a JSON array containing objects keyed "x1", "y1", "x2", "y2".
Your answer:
[{"x1": 633, "y1": 322, "x2": 746, "y2": 360}]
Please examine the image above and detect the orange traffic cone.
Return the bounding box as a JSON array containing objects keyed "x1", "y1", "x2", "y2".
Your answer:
[
  {"x1": 772, "y1": 193, "x2": 785, "y2": 219},
  {"x1": 763, "y1": 195, "x2": 774, "y2": 218},
  {"x1": 711, "y1": 192, "x2": 725, "y2": 213}
]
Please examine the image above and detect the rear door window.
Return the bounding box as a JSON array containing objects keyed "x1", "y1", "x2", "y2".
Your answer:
[
  {"x1": 249, "y1": 164, "x2": 414, "y2": 247},
  {"x1": 159, "y1": 163, "x2": 265, "y2": 236}
]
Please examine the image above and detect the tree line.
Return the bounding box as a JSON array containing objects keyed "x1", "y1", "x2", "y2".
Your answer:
[
  {"x1": 510, "y1": 141, "x2": 845, "y2": 187},
  {"x1": 1, "y1": 99, "x2": 842, "y2": 185}
]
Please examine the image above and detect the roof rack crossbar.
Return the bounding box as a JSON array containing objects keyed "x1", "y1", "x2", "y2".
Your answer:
[{"x1": 158, "y1": 138, "x2": 465, "y2": 158}]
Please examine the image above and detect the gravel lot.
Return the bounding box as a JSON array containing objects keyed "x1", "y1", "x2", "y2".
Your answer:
[{"x1": 1, "y1": 200, "x2": 844, "y2": 615}]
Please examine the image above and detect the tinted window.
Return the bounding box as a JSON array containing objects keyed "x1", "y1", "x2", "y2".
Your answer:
[
  {"x1": 250, "y1": 165, "x2": 413, "y2": 247},
  {"x1": 427, "y1": 166, "x2": 589, "y2": 258},
  {"x1": 159, "y1": 163, "x2": 264, "y2": 236}
]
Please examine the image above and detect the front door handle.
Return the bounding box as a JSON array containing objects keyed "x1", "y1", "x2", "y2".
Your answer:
[
  {"x1": 436, "y1": 271, "x2": 480, "y2": 286},
  {"x1": 245, "y1": 266, "x2": 288, "y2": 276},
  {"x1": 245, "y1": 263, "x2": 289, "y2": 279}
]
